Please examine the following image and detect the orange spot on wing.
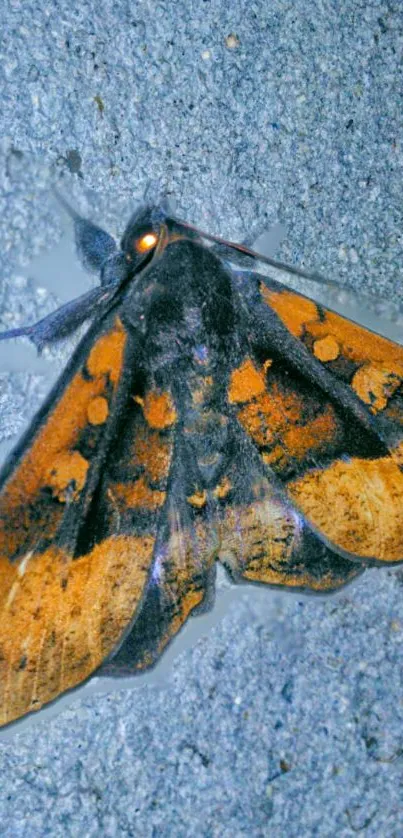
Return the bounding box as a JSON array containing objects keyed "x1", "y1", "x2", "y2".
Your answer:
[
  {"x1": 44, "y1": 451, "x2": 89, "y2": 502},
  {"x1": 142, "y1": 390, "x2": 177, "y2": 429},
  {"x1": 262, "y1": 287, "x2": 319, "y2": 338},
  {"x1": 87, "y1": 396, "x2": 109, "y2": 425},
  {"x1": 86, "y1": 318, "x2": 126, "y2": 384},
  {"x1": 351, "y1": 364, "x2": 401, "y2": 413},
  {"x1": 237, "y1": 386, "x2": 304, "y2": 447},
  {"x1": 2, "y1": 372, "x2": 104, "y2": 509},
  {"x1": 282, "y1": 405, "x2": 339, "y2": 459},
  {"x1": 313, "y1": 335, "x2": 340, "y2": 362},
  {"x1": 236, "y1": 382, "x2": 340, "y2": 468},
  {"x1": 228, "y1": 359, "x2": 267, "y2": 404},
  {"x1": 133, "y1": 432, "x2": 172, "y2": 484},
  {"x1": 112, "y1": 477, "x2": 166, "y2": 510},
  {"x1": 315, "y1": 311, "x2": 403, "y2": 371},
  {"x1": 187, "y1": 490, "x2": 207, "y2": 508},
  {"x1": 213, "y1": 477, "x2": 232, "y2": 499}
]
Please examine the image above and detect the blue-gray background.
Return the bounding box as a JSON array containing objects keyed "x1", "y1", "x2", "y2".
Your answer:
[{"x1": 1, "y1": 1, "x2": 403, "y2": 835}]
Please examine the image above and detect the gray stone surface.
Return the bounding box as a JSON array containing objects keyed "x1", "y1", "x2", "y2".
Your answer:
[{"x1": 0, "y1": 0, "x2": 402, "y2": 835}]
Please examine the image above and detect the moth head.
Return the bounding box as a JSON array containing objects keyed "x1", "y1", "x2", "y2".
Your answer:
[
  {"x1": 120, "y1": 205, "x2": 167, "y2": 270},
  {"x1": 134, "y1": 231, "x2": 159, "y2": 254},
  {"x1": 121, "y1": 205, "x2": 200, "y2": 275}
]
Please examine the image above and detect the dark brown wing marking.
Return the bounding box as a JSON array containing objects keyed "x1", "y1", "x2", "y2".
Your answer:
[
  {"x1": 97, "y1": 444, "x2": 220, "y2": 676},
  {"x1": 103, "y1": 504, "x2": 218, "y2": 676}
]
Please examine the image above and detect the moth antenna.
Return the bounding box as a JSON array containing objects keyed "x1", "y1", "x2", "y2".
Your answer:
[
  {"x1": 160, "y1": 195, "x2": 177, "y2": 216},
  {"x1": 142, "y1": 179, "x2": 169, "y2": 208},
  {"x1": 0, "y1": 286, "x2": 115, "y2": 352},
  {"x1": 180, "y1": 219, "x2": 403, "y2": 325},
  {"x1": 52, "y1": 186, "x2": 81, "y2": 221},
  {"x1": 180, "y1": 219, "x2": 342, "y2": 286}
]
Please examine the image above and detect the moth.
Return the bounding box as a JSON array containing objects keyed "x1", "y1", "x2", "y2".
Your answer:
[{"x1": 0, "y1": 196, "x2": 402, "y2": 729}]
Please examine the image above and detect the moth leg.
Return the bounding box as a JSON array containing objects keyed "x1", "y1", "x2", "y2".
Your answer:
[
  {"x1": 0, "y1": 191, "x2": 128, "y2": 352},
  {"x1": 54, "y1": 188, "x2": 117, "y2": 275},
  {"x1": 0, "y1": 285, "x2": 116, "y2": 351}
]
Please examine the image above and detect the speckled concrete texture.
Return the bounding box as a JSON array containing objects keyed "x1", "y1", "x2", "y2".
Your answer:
[{"x1": 0, "y1": 1, "x2": 403, "y2": 835}]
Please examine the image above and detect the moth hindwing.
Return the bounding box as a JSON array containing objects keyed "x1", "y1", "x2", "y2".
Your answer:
[{"x1": 0, "y1": 201, "x2": 402, "y2": 728}]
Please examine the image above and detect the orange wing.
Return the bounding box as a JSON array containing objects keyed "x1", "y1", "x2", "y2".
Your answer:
[
  {"x1": 0, "y1": 306, "x2": 227, "y2": 726},
  {"x1": 227, "y1": 272, "x2": 403, "y2": 566},
  {"x1": 0, "y1": 313, "x2": 165, "y2": 726}
]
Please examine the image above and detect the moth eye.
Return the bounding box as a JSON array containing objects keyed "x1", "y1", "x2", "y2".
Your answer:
[{"x1": 135, "y1": 232, "x2": 159, "y2": 253}]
